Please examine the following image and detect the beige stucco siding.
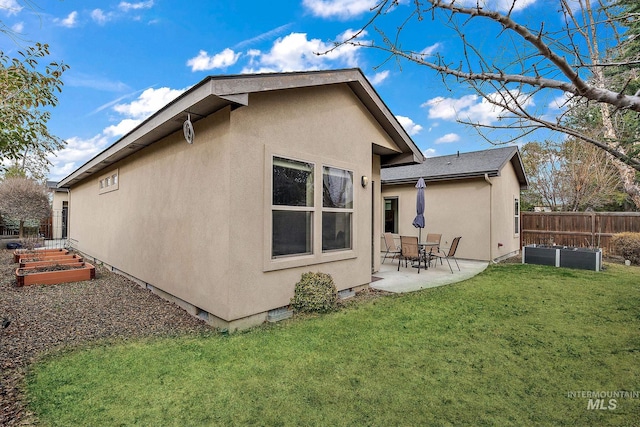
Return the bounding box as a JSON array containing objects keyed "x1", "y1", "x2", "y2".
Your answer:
[
  {"x1": 69, "y1": 108, "x2": 233, "y2": 318},
  {"x1": 489, "y1": 161, "x2": 522, "y2": 260},
  {"x1": 68, "y1": 83, "x2": 394, "y2": 322},
  {"x1": 382, "y1": 179, "x2": 492, "y2": 261}
]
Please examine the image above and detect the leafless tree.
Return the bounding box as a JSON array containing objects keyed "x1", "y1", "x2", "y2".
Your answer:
[
  {"x1": 330, "y1": 0, "x2": 640, "y2": 206},
  {"x1": 0, "y1": 177, "x2": 50, "y2": 238}
]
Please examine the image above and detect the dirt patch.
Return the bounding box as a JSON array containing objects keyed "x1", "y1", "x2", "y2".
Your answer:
[{"x1": 0, "y1": 249, "x2": 211, "y2": 426}]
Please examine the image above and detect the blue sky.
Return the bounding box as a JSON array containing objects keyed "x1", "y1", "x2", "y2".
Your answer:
[{"x1": 0, "y1": 0, "x2": 568, "y2": 181}]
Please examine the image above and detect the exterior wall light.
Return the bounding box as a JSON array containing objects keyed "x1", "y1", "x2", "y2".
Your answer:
[{"x1": 361, "y1": 175, "x2": 369, "y2": 188}]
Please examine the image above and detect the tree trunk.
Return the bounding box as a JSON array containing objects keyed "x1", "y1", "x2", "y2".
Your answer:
[{"x1": 19, "y1": 219, "x2": 24, "y2": 239}]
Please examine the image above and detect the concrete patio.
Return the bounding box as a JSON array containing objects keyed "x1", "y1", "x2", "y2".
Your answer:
[{"x1": 371, "y1": 256, "x2": 489, "y2": 293}]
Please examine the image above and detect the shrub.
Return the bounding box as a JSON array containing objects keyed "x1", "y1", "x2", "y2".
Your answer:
[
  {"x1": 611, "y1": 232, "x2": 640, "y2": 265},
  {"x1": 290, "y1": 272, "x2": 338, "y2": 314}
]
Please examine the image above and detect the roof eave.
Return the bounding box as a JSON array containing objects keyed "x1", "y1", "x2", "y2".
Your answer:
[{"x1": 58, "y1": 69, "x2": 423, "y2": 188}]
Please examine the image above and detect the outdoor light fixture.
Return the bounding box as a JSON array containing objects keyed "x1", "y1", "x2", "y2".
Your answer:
[{"x1": 361, "y1": 175, "x2": 369, "y2": 188}]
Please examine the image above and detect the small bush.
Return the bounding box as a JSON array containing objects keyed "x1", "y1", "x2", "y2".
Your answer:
[
  {"x1": 611, "y1": 232, "x2": 640, "y2": 265},
  {"x1": 290, "y1": 272, "x2": 338, "y2": 314}
]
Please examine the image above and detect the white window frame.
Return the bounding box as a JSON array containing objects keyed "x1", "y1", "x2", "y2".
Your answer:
[
  {"x1": 514, "y1": 197, "x2": 520, "y2": 236},
  {"x1": 99, "y1": 169, "x2": 119, "y2": 195},
  {"x1": 264, "y1": 149, "x2": 358, "y2": 272}
]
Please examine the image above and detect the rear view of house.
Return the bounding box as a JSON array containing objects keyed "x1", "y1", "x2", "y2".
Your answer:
[{"x1": 58, "y1": 69, "x2": 423, "y2": 330}]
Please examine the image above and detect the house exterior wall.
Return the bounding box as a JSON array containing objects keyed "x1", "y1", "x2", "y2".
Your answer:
[
  {"x1": 67, "y1": 84, "x2": 398, "y2": 328},
  {"x1": 488, "y1": 161, "x2": 522, "y2": 260}
]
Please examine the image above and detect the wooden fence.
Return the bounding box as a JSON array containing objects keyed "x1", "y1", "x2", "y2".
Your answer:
[{"x1": 520, "y1": 212, "x2": 640, "y2": 255}]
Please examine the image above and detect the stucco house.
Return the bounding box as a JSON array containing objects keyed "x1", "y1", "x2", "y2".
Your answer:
[
  {"x1": 380, "y1": 146, "x2": 528, "y2": 262},
  {"x1": 57, "y1": 69, "x2": 424, "y2": 331}
]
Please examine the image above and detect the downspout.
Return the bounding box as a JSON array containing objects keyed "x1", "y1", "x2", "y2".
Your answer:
[{"x1": 484, "y1": 174, "x2": 493, "y2": 262}]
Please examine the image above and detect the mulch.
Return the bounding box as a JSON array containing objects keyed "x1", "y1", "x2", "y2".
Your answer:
[{"x1": 0, "y1": 249, "x2": 211, "y2": 426}]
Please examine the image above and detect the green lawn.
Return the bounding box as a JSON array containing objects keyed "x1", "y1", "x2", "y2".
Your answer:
[{"x1": 27, "y1": 263, "x2": 640, "y2": 426}]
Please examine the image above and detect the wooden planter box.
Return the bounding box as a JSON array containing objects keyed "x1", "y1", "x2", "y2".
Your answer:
[
  {"x1": 16, "y1": 262, "x2": 96, "y2": 287},
  {"x1": 19, "y1": 254, "x2": 84, "y2": 269},
  {"x1": 522, "y1": 245, "x2": 602, "y2": 271},
  {"x1": 13, "y1": 248, "x2": 69, "y2": 263}
]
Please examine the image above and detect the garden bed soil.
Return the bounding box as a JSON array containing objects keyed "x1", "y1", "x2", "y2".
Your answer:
[
  {"x1": 13, "y1": 248, "x2": 69, "y2": 263},
  {"x1": 19, "y1": 255, "x2": 84, "y2": 269}
]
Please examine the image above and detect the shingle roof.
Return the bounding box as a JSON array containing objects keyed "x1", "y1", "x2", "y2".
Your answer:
[{"x1": 381, "y1": 146, "x2": 528, "y2": 188}]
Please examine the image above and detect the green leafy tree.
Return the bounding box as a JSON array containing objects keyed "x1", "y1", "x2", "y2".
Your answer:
[
  {"x1": 0, "y1": 176, "x2": 51, "y2": 238},
  {"x1": 0, "y1": 42, "x2": 69, "y2": 174}
]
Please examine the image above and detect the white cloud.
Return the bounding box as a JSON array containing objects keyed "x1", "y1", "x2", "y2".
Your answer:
[
  {"x1": 453, "y1": 0, "x2": 538, "y2": 12},
  {"x1": 422, "y1": 91, "x2": 534, "y2": 126},
  {"x1": 369, "y1": 70, "x2": 389, "y2": 85},
  {"x1": 423, "y1": 148, "x2": 437, "y2": 158},
  {"x1": 420, "y1": 43, "x2": 442, "y2": 56},
  {"x1": 103, "y1": 119, "x2": 143, "y2": 138},
  {"x1": 113, "y1": 87, "x2": 186, "y2": 119},
  {"x1": 549, "y1": 92, "x2": 571, "y2": 110},
  {"x1": 48, "y1": 134, "x2": 110, "y2": 180},
  {"x1": 243, "y1": 32, "x2": 363, "y2": 73},
  {"x1": 118, "y1": 1, "x2": 154, "y2": 12},
  {"x1": 11, "y1": 21, "x2": 23, "y2": 32},
  {"x1": 0, "y1": 0, "x2": 22, "y2": 16},
  {"x1": 54, "y1": 11, "x2": 78, "y2": 28},
  {"x1": 396, "y1": 115, "x2": 423, "y2": 136},
  {"x1": 187, "y1": 48, "x2": 241, "y2": 72},
  {"x1": 91, "y1": 9, "x2": 111, "y2": 25},
  {"x1": 435, "y1": 133, "x2": 460, "y2": 144},
  {"x1": 303, "y1": 0, "x2": 377, "y2": 19}
]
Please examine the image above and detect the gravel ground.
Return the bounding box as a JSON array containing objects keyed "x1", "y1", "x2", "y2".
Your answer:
[{"x1": 0, "y1": 249, "x2": 211, "y2": 426}]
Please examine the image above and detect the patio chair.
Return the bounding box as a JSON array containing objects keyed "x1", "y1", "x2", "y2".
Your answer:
[
  {"x1": 422, "y1": 233, "x2": 442, "y2": 267},
  {"x1": 432, "y1": 236, "x2": 461, "y2": 274},
  {"x1": 382, "y1": 232, "x2": 401, "y2": 264},
  {"x1": 398, "y1": 235, "x2": 426, "y2": 273}
]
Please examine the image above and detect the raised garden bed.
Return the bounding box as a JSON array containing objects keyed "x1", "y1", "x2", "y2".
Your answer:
[
  {"x1": 19, "y1": 254, "x2": 84, "y2": 269},
  {"x1": 16, "y1": 262, "x2": 96, "y2": 287},
  {"x1": 522, "y1": 245, "x2": 602, "y2": 271},
  {"x1": 13, "y1": 248, "x2": 69, "y2": 263}
]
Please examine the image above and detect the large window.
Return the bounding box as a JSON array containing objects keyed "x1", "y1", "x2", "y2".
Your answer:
[
  {"x1": 272, "y1": 157, "x2": 314, "y2": 257},
  {"x1": 322, "y1": 166, "x2": 353, "y2": 252},
  {"x1": 271, "y1": 156, "x2": 354, "y2": 259}
]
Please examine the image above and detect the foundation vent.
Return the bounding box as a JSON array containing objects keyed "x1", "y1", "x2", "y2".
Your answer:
[
  {"x1": 267, "y1": 307, "x2": 293, "y2": 323},
  {"x1": 338, "y1": 289, "x2": 355, "y2": 300}
]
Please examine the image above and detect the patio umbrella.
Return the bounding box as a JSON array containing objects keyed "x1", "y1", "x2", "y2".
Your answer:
[{"x1": 412, "y1": 177, "x2": 426, "y2": 242}]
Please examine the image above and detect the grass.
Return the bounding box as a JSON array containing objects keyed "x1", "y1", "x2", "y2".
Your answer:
[{"x1": 26, "y1": 262, "x2": 640, "y2": 426}]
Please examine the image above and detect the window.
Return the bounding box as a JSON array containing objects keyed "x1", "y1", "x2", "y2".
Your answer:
[
  {"x1": 268, "y1": 154, "x2": 357, "y2": 268},
  {"x1": 272, "y1": 157, "x2": 314, "y2": 257},
  {"x1": 322, "y1": 166, "x2": 353, "y2": 252},
  {"x1": 99, "y1": 169, "x2": 119, "y2": 194},
  {"x1": 384, "y1": 198, "x2": 398, "y2": 233},
  {"x1": 514, "y1": 197, "x2": 520, "y2": 235}
]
